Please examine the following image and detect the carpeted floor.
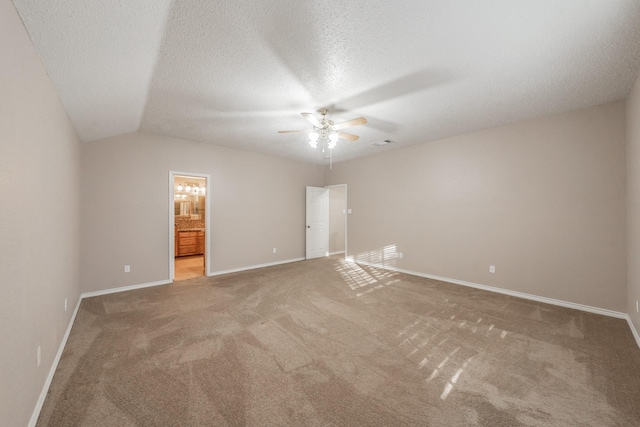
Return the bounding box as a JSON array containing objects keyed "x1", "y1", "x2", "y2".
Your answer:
[{"x1": 37, "y1": 256, "x2": 640, "y2": 426}]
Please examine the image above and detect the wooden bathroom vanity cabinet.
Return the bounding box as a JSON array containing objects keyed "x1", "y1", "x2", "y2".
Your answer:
[{"x1": 176, "y1": 230, "x2": 205, "y2": 257}]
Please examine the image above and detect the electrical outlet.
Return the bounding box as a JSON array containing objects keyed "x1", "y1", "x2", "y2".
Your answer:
[
  {"x1": 489, "y1": 265, "x2": 496, "y2": 274},
  {"x1": 398, "y1": 252, "x2": 403, "y2": 259},
  {"x1": 273, "y1": 248, "x2": 277, "y2": 254},
  {"x1": 636, "y1": 299, "x2": 639, "y2": 313},
  {"x1": 37, "y1": 346, "x2": 41, "y2": 367},
  {"x1": 124, "y1": 265, "x2": 130, "y2": 273},
  {"x1": 64, "y1": 298, "x2": 68, "y2": 312}
]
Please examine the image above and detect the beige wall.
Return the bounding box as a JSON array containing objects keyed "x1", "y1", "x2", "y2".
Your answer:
[
  {"x1": 326, "y1": 102, "x2": 627, "y2": 312},
  {"x1": 81, "y1": 132, "x2": 324, "y2": 293},
  {"x1": 328, "y1": 185, "x2": 347, "y2": 254},
  {"x1": 627, "y1": 74, "x2": 640, "y2": 334},
  {"x1": 0, "y1": 1, "x2": 82, "y2": 425}
]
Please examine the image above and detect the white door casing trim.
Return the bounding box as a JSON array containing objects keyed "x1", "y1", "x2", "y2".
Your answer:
[
  {"x1": 169, "y1": 171, "x2": 211, "y2": 280},
  {"x1": 326, "y1": 184, "x2": 348, "y2": 260}
]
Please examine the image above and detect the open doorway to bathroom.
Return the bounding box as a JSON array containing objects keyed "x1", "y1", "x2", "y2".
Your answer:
[{"x1": 170, "y1": 172, "x2": 210, "y2": 281}]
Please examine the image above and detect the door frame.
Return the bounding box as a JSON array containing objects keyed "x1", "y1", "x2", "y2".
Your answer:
[
  {"x1": 169, "y1": 171, "x2": 211, "y2": 281},
  {"x1": 325, "y1": 184, "x2": 348, "y2": 259}
]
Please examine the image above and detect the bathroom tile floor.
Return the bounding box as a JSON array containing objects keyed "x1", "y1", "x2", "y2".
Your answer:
[{"x1": 174, "y1": 255, "x2": 204, "y2": 281}]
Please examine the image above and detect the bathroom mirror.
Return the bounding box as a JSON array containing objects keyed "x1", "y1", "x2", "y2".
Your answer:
[
  {"x1": 173, "y1": 175, "x2": 206, "y2": 220},
  {"x1": 174, "y1": 195, "x2": 205, "y2": 218}
]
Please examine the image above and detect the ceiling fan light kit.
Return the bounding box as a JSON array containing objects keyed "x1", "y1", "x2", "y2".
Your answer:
[
  {"x1": 308, "y1": 131, "x2": 319, "y2": 148},
  {"x1": 279, "y1": 108, "x2": 367, "y2": 155},
  {"x1": 308, "y1": 131, "x2": 339, "y2": 149}
]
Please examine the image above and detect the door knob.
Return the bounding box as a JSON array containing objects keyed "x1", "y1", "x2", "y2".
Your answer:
[{"x1": 307, "y1": 225, "x2": 311, "y2": 228}]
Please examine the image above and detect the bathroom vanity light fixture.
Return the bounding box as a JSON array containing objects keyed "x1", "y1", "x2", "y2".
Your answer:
[{"x1": 175, "y1": 182, "x2": 206, "y2": 198}]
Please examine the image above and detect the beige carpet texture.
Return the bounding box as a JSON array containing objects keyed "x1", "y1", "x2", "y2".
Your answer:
[{"x1": 37, "y1": 256, "x2": 640, "y2": 426}]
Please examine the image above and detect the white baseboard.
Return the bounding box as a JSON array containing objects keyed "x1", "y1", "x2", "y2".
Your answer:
[
  {"x1": 28, "y1": 296, "x2": 82, "y2": 427},
  {"x1": 30, "y1": 278, "x2": 170, "y2": 424},
  {"x1": 81, "y1": 279, "x2": 171, "y2": 299},
  {"x1": 626, "y1": 316, "x2": 640, "y2": 349},
  {"x1": 82, "y1": 257, "x2": 307, "y2": 297},
  {"x1": 30, "y1": 257, "x2": 639, "y2": 425},
  {"x1": 353, "y1": 259, "x2": 640, "y2": 349},
  {"x1": 208, "y1": 257, "x2": 305, "y2": 277},
  {"x1": 328, "y1": 251, "x2": 345, "y2": 256},
  {"x1": 27, "y1": 257, "x2": 304, "y2": 424},
  {"x1": 353, "y1": 259, "x2": 628, "y2": 320}
]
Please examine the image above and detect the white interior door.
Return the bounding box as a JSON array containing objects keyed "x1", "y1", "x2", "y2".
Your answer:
[{"x1": 306, "y1": 186, "x2": 328, "y2": 259}]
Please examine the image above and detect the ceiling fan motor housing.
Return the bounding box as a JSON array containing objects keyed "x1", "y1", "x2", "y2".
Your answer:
[{"x1": 278, "y1": 109, "x2": 367, "y2": 147}]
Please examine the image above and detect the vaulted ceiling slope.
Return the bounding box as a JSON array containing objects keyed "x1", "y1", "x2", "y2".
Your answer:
[{"x1": 12, "y1": 0, "x2": 640, "y2": 164}]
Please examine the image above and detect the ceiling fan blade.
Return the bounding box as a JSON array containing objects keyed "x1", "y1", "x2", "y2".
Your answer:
[
  {"x1": 301, "y1": 112, "x2": 322, "y2": 128},
  {"x1": 338, "y1": 132, "x2": 359, "y2": 141},
  {"x1": 278, "y1": 129, "x2": 310, "y2": 134},
  {"x1": 332, "y1": 117, "x2": 368, "y2": 130}
]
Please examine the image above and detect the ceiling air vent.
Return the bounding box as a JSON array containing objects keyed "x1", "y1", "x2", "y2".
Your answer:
[{"x1": 372, "y1": 139, "x2": 394, "y2": 146}]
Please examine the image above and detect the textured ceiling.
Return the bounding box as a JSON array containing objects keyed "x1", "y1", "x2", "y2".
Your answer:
[{"x1": 12, "y1": 0, "x2": 640, "y2": 164}]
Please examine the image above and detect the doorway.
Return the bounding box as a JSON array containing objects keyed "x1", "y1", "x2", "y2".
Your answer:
[{"x1": 170, "y1": 172, "x2": 210, "y2": 281}]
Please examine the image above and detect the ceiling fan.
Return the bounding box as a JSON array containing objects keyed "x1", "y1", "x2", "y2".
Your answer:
[{"x1": 278, "y1": 108, "x2": 367, "y2": 150}]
